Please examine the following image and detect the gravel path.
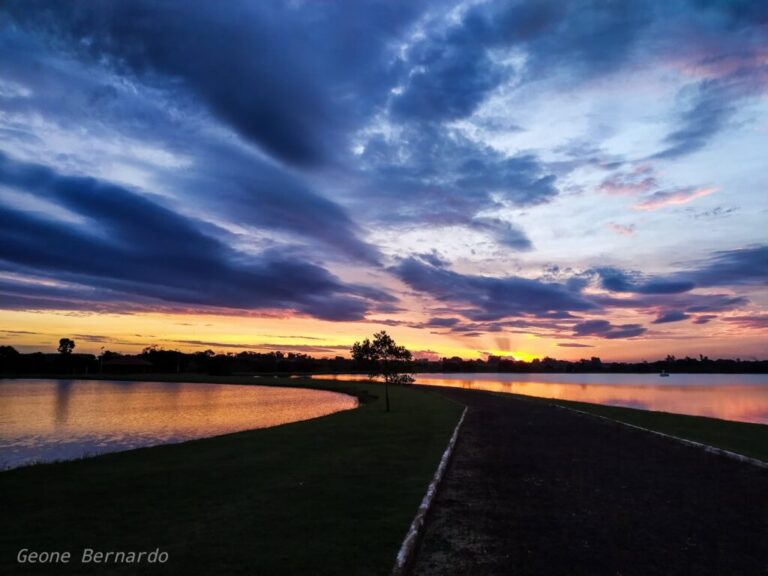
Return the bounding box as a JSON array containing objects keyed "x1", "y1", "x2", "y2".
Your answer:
[{"x1": 412, "y1": 387, "x2": 768, "y2": 576}]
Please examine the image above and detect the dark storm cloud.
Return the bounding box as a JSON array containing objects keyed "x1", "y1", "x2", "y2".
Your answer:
[
  {"x1": 390, "y1": 257, "x2": 595, "y2": 321},
  {"x1": 0, "y1": 154, "x2": 394, "y2": 320}
]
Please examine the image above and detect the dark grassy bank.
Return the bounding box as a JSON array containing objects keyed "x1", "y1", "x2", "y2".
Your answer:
[
  {"x1": 0, "y1": 376, "x2": 463, "y2": 576},
  {"x1": 542, "y1": 397, "x2": 768, "y2": 462}
]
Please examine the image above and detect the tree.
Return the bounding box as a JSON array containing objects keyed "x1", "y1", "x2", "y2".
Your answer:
[
  {"x1": 351, "y1": 331, "x2": 413, "y2": 412},
  {"x1": 58, "y1": 338, "x2": 76, "y2": 355},
  {"x1": 0, "y1": 345, "x2": 19, "y2": 358},
  {"x1": 0, "y1": 345, "x2": 19, "y2": 374}
]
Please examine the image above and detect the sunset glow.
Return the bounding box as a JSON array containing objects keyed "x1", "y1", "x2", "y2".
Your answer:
[{"x1": 0, "y1": 2, "x2": 766, "y2": 361}]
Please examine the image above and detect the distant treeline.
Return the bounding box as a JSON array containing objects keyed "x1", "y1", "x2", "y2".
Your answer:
[{"x1": 1, "y1": 345, "x2": 766, "y2": 375}]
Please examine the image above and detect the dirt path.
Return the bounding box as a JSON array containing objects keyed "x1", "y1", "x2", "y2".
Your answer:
[{"x1": 412, "y1": 387, "x2": 768, "y2": 576}]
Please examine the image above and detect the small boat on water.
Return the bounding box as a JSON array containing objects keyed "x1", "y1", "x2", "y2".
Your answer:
[{"x1": 659, "y1": 370, "x2": 670, "y2": 377}]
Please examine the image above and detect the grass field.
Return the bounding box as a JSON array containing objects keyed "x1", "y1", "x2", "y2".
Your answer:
[
  {"x1": 0, "y1": 376, "x2": 464, "y2": 575},
  {"x1": 543, "y1": 397, "x2": 768, "y2": 462}
]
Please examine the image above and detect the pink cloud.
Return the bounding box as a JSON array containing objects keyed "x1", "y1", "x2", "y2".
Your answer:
[
  {"x1": 609, "y1": 223, "x2": 636, "y2": 236},
  {"x1": 599, "y1": 164, "x2": 658, "y2": 195},
  {"x1": 634, "y1": 186, "x2": 716, "y2": 211},
  {"x1": 670, "y1": 49, "x2": 768, "y2": 92},
  {"x1": 722, "y1": 314, "x2": 768, "y2": 331}
]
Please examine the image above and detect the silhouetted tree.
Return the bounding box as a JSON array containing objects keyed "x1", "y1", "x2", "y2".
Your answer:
[
  {"x1": 0, "y1": 345, "x2": 19, "y2": 358},
  {"x1": 0, "y1": 345, "x2": 19, "y2": 373},
  {"x1": 57, "y1": 338, "x2": 75, "y2": 355},
  {"x1": 351, "y1": 331, "x2": 413, "y2": 412}
]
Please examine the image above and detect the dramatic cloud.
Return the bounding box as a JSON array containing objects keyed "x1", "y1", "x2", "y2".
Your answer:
[
  {"x1": 680, "y1": 245, "x2": 768, "y2": 288},
  {"x1": 593, "y1": 268, "x2": 695, "y2": 295},
  {"x1": 0, "y1": 1, "x2": 764, "y2": 357},
  {"x1": 0, "y1": 154, "x2": 394, "y2": 320},
  {"x1": 391, "y1": 257, "x2": 595, "y2": 322},
  {"x1": 390, "y1": 1, "x2": 651, "y2": 123},
  {"x1": 357, "y1": 126, "x2": 559, "y2": 224},
  {"x1": 3, "y1": 0, "x2": 428, "y2": 167}
]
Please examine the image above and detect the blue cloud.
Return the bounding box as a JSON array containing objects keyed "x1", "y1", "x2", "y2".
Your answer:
[
  {"x1": 653, "y1": 80, "x2": 736, "y2": 159},
  {"x1": 682, "y1": 245, "x2": 768, "y2": 287},
  {"x1": 390, "y1": 0, "x2": 651, "y2": 123},
  {"x1": 0, "y1": 154, "x2": 394, "y2": 320},
  {"x1": 572, "y1": 320, "x2": 646, "y2": 339},
  {"x1": 390, "y1": 257, "x2": 595, "y2": 321},
  {"x1": 593, "y1": 267, "x2": 695, "y2": 294},
  {"x1": 3, "y1": 0, "x2": 426, "y2": 167},
  {"x1": 652, "y1": 310, "x2": 691, "y2": 324}
]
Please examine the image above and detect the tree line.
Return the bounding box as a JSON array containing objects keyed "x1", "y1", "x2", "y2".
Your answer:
[{"x1": 1, "y1": 337, "x2": 766, "y2": 375}]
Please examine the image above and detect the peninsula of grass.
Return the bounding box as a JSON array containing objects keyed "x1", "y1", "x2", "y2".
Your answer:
[
  {"x1": 545, "y1": 397, "x2": 768, "y2": 462},
  {"x1": 0, "y1": 376, "x2": 464, "y2": 576}
]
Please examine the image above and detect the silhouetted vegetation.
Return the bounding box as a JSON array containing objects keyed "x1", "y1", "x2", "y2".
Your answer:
[
  {"x1": 0, "y1": 343, "x2": 766, "y2": 376},
  {"x1": 57, "y1": 338, "x2": 75, "y2": 355},
  {"x1": 352, "y1": 331, "x2": 414, "y2": 411}
]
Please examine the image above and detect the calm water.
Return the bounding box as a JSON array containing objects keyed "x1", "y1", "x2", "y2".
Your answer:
[
  {"x1": 0, "y1": 379, "x2": 357, "y2": 470},
  {"x1": 312, "y1": 373, "x2": 768, "y2": 424}
]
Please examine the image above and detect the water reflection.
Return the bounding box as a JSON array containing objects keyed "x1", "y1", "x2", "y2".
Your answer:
[
  {"x1": 0, "y1": 380, "x2": 357, "y2": 469},
  {"x1": 54, "y1": 380, "x2": 74, "y2": 425},
  {"x1": 312, "y1": 373, "x2": 768, "y2": 424}
]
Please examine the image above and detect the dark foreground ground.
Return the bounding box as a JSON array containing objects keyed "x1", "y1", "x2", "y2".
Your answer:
[
  {"x1": 0, "y1": 377, "x2": 462, "y2": 576},
  {"x1": 413, "y1": 387, "x2": 768, "y2": 576}
]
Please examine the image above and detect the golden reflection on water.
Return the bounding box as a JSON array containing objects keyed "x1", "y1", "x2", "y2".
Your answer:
[
  {"x1": 0, "y1": 380, "x2": 357, "y2": 469},
  {"x1": 313, "y1": 373, "x2": 768, "y2": 424}
]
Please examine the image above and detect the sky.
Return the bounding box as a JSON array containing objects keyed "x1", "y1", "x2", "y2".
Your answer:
[{"x1": 0, "y1": 0, "x2": 766, "y2": 361}]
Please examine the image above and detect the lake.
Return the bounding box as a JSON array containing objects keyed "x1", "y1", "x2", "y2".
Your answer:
[
  {"x1": 311, "y1": 373, "x2": 768, "y2": 424},
  {"x1": 0, "y1": 379, "x2": 357, "y2": 470}
]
